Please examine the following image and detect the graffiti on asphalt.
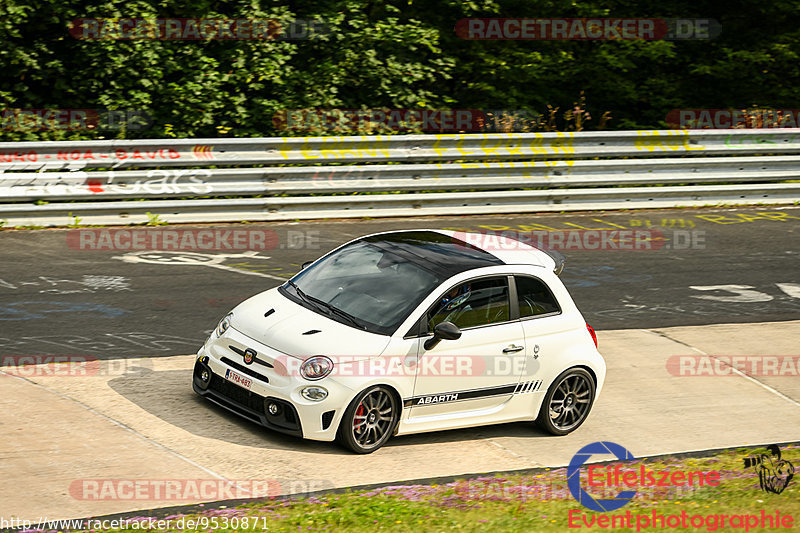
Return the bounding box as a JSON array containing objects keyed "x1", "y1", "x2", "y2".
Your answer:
[
  {"x1": 0, "y1": 275, "x2": 131, "y2": 294},
  {"x1": 0, "y1": 332, "x2": 200, "y2": 353},
  {"x1": 0, "y1": 301, "x2": 130, "y2": 320},
  {"x1": 114, "y1": 250, "x2": 288, "y2": 281},
  {"x1": 593, "y1": 283, "x2": 800, "y2": 320}
]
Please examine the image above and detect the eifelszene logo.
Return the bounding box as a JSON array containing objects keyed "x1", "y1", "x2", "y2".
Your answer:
[
  {"x1": 568, "y1": 442, "x2": 721, "y2": 512},
  {"x1": 743, "y1": 444, "x2": 795, "y2": 494},
  {"x1": 568, "y1": 441, "x2": 637, "y2": 512}
]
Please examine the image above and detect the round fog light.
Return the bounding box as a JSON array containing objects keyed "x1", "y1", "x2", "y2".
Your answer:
[
  {"x1": 301, "y1": 386, "x2": 328, "y2": 402},
  {"x1": 200, "y1": 369, "x2": 210, "y2": 383},
  {"x1": 267, "y1": 402, "x2": 280, "y2": 415}
]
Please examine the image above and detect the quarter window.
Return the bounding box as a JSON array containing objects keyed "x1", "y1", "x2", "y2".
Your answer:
[
  {"x1": 428, "y1": 277, "x2": 510, "y2": 330},
  {"x1": 515, "y1": 276, "x2": 561, "y2": 318}
]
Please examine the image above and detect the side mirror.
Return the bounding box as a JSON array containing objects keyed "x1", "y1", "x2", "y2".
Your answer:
[
  {"x1": 301, "y1": 260, "x2": 313, "y2": 270},
  {"x1": 423, "y1": 321, "x2": 461, "y2": 350}
]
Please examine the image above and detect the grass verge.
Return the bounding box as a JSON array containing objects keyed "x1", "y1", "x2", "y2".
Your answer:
[{"x1": 14, "y1": 444, "x2": 800, "y2": 532}]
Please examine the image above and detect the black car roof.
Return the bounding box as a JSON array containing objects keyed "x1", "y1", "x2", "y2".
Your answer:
[{"x1": 361, "y1": 230, "x2": 504, "y2": 278}]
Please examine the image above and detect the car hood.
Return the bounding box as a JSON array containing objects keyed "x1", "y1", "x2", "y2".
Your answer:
[{"x1": 228, "y1": 287, "x2": 391, "y2": 360}]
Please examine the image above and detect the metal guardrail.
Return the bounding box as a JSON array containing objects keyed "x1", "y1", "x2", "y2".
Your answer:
[
  {"x1": 1, "y1": 129, "x2": 799, "y2": 226},
  {"x1": 3, "y1": 129, "x2": 800, "y2": 169}
]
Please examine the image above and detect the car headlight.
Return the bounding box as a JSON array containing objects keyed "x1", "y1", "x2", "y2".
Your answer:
[
  {"x1": 300, "y1": 356, "x2": 334, "y2": 381},
  {"x1": 216, "y1": 313, "x2": 233, "y2": 337},
  {"x1": 301, "y1": 386, "x2": 329, "y2": 401}
]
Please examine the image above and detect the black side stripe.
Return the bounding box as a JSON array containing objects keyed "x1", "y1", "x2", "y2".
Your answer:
[
  {"x1": 404, "y1": 384, "x2": 519, "y2": 408},
  {"x1": 404, "y1": 380, "x2": 545, "y2": 408},
  {"x1": 514, "y1": 380, "x2": 543, "y2": 394}
]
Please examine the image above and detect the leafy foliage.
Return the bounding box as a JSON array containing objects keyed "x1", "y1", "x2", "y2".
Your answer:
[{"x1": 0, "y1": 1, "x2": 797, "y2": 140}]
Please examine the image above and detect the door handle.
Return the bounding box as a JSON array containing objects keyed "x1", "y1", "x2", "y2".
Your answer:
[{"x1": 503, "y1": 344, "x2": 524, "y2": 354}]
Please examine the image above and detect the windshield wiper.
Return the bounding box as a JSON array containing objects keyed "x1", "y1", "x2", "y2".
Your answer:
[
  {"x1": 314, "y1": 300, "x2": 367, "y2": 330},
  {"x1": 286, "y1": 280, "x2": 325, "y2": 312},
  {"x1": 286, "y1": 281, "x2": 367, "y2": 330}
]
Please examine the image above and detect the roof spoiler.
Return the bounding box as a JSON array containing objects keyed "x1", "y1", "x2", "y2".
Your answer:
[{"x1": 540, "y1": 248, "x2": 566, "y2": 275}]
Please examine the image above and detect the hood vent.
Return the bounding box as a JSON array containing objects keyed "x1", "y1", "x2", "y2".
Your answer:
[{"x1": 302, "y1": 329, "x2": 321, "y2": 335}]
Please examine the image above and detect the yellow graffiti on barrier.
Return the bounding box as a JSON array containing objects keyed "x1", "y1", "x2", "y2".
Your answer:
[
  {"x1": 430, "y1": 133, "x2": 579, "y2": 157},
  {"x1": 298, "y1": 144, "x2": 392, "y2": 160},
  {"x1": 432, "y1": 135, "x2": 448, "y2": 157},
  {"x1": 273, "y1": 130, "x2": 797, "y2": 159},
  {"x1": 456, "y1": 138, "x2": 477, "y2": 157},
  {"x1": 453, "y1": 160, "x2": 575, "y2": 170},
  {"x1": 635, "y1": 130, "x2": 705, "y2": 152},
  {"x1": 279, "y1": 133, "x2": 586, "y2": 159},
  {"x1": 498, "y1": 134, "x2": 525, "y2": 156}
]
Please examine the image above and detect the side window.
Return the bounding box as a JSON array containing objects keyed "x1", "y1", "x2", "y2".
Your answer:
[
  {"x1": 515, "y1": 276, "x2": 561, "y2": 318},
  {"x1": 427, "y1": 277, "x2": 510, "y2": 330}
]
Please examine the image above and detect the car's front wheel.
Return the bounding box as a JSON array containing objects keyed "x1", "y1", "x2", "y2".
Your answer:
[
  {"x1": 537, "y1": 367, "x2": 596, "y2": 436},
  {"x1": 337, "y1": 385, "x2": 399, "y2": 454}
]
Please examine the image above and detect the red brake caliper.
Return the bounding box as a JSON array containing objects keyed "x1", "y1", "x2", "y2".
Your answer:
[{"x1": 354, "y1": 404, "x2": 365, "y2": 433}]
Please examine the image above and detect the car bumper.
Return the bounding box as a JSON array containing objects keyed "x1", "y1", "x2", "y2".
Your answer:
[{"x1": 192, "y1": 327, "x2": 355, "y2": 442}]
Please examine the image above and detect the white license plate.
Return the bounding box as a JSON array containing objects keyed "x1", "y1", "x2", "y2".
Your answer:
[{"x1": 225, "y1": 368, "x2": 253, "y2": 390}]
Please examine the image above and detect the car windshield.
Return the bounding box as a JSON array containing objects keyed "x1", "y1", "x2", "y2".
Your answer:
[{"x1": 280, "y1": 231, "x2": 503, "y2": 335}]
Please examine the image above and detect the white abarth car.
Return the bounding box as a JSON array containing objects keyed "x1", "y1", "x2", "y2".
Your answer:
[{"x1": 193, "y1": 230, "x2": 605, "y2": 453}]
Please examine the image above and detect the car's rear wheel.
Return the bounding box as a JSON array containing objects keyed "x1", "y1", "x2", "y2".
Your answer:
[
  {"x1": 337, "y1": 385, "x2": 399, "y2": 454},
  {"x1": 536, "y1": 368, "x2": 595, "y2": 436}
]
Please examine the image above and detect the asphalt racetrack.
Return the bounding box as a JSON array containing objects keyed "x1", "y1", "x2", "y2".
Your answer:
[
  {"x1": 1, "y1": 206, "x2": 798, "y2": 359},
  {"x1": 2, "y1": 205, "x2": 800, "y2": 521}
]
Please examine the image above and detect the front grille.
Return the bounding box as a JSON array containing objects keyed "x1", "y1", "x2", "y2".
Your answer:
[
  {"x1": 198, "y1": 370, "x2": 303, "y2": 437},
  {"x1": 209, "y1": 373, "x2": 265, "y2": 413},
  {"x1": 228, "y1": 345, "x2": 274, "y2": 368}
]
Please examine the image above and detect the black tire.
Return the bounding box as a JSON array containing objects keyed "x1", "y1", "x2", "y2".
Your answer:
[
  {"x1": 336, "y1": 385, "x2": 399, "y2": 454},
  {"x1": 536, "y1": 367, "x2": 596, "y2": 436}
]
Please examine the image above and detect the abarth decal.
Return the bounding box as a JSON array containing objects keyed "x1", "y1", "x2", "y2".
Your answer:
[
  {"x1": 404, "y1": 384, "x2": 517, "y2": 408},
  {"x1": 405, "y1": 380, "x2": 545, "y2": 408}
]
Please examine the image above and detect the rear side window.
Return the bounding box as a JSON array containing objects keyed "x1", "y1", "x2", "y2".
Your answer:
[{"x1": 515, "y1": 276, "x2": 561, "y2": 318}]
